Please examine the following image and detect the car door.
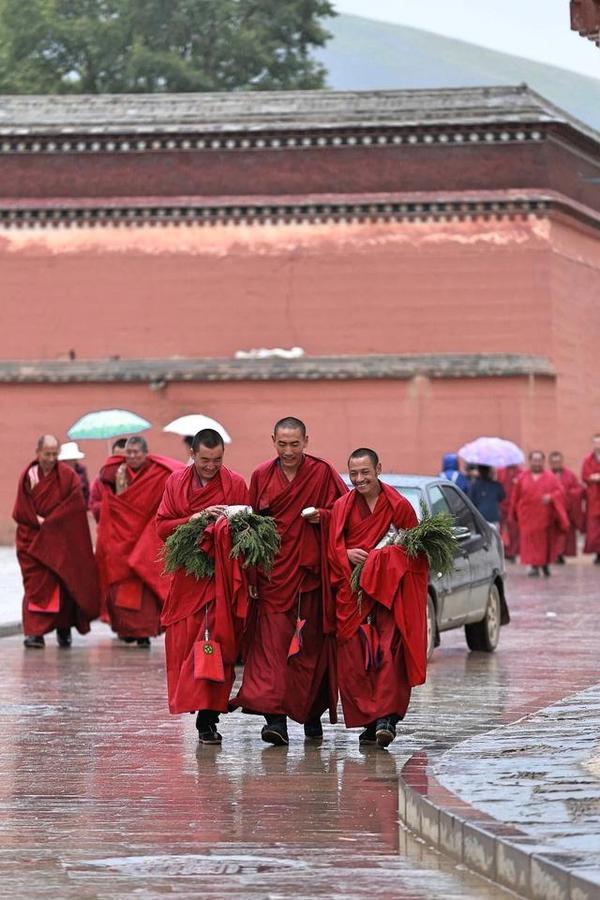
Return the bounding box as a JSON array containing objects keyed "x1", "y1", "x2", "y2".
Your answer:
[
  {"x1": 427, "y1": 483, "x2": 472, "y2": 627},
  {"x1": 440, "y1": 484, "x2": 490, "y2": 620}
]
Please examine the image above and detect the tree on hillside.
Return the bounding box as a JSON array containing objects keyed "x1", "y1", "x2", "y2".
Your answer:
[{"x1": 0, "y1": 0, "x2": 335, "y2": 93}]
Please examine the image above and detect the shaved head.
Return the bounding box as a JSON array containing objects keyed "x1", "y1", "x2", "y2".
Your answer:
[
  {"x1": 36, "y1": 434, "x2": 59, "y2": 452},
  {"x1": 348, "y1": 447, "x2": 379, "y2": 468},
  {"x1": 274, "y1": 416, "x2": 306, "y2": 438}
]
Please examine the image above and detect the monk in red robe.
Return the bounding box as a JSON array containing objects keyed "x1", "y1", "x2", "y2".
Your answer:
[
  {"x1": 13, "y1": 434, "x2": 100, "y2": 648},
  {"x1": 156, "y1": 429, "x2": 250, "y2": 744},
  {"x1": 510, "y1": 450, "x2": 568, "y2": 577},
  {"x1": 95, "y1": 435, "x2": 183, "y2": 646},
  {"x1": 328, "y1": 448, "x2": 428, "y2": 748},
  {"x1": 582, "y1": 434, "x2": 600, "y2": 564},
  {"x1": 233, "y1": 416, "x2": 347, "y2": 746},
  {"x1": 497, "y1": 465, "x2": 520, "y2": 561},
  {"x1": 89, "y1": 437, "x2": 127, "y2": 523},
  {"x1": 549, "y1": 451, "x2": 585, "y2": 563}
]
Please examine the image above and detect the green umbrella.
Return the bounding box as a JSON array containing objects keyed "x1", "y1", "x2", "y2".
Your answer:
[{"x1": 67, "y1": 409, "x2": 151, "y2": 440}]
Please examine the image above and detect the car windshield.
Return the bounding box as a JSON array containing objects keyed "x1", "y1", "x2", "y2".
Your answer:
[{"x1": 393, "y1": 486, "x2": 423, "y2": 518}]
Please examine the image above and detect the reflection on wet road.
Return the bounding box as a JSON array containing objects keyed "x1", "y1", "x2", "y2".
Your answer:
[{"x1": 0, "y1": 562, "x2": 597, "y2": 898}]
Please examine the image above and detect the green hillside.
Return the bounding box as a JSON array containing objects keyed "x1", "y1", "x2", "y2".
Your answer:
[{"x1": 317, "y1": 14, "x2": 600, "y2": 132}]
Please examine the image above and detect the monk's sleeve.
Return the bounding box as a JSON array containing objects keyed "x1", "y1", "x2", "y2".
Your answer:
[
  {"x1": 249, "y1": 470, "x2": 261, "y2": 510},
  {"x1": 155, "y1": 478, "x2": 189, "y2": 541},
  {"x1": 510, "y1": 481, "x2": 521, "y2": 523}
]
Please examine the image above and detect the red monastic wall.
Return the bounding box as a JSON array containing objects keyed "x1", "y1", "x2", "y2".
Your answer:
[
  {"x1": 0, "y1": 213, "x2": 598, "y2": 542},
  {"x1": 1, "y1": 216, "x2": 553, "y2": 359}
]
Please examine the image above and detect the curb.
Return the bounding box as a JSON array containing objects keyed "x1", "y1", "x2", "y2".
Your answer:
[
  {"x1": 398, "y1": 750, "x2": 600, "y2": 900},
  {"x1": 0, "y1": 621, "x2": 22, "y2": 638}
]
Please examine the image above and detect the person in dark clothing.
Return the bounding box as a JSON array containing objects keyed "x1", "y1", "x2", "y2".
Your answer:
[
  {"x1": 439, "y1": 452, "x2": 470, "y2": 494},
  {"x1": 468, "y1": 465, "x2": 505, "y2": 526}
]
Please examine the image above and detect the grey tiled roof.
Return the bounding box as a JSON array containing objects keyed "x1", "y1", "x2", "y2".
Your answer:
[{"x1": 0, "y1": 85, "x2": 595, "y2": 139}]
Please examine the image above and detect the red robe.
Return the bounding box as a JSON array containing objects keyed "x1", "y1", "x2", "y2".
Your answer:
[
  {"x1": 156, "y1": 466, "x2": 250, "y2": 714},
  {"x1": 328, "y1": 483, "x2": 427, "y2": 728},
  {"x1": 90, "y1": 455, "x2": 124, "y2": 523},
  {"x1": 511, "y1": 470, "x2": 569, "y2": 566},
  {"x1": 95, "y1": 455, "x2": 183, "y2": 638},
  {"x1": 582, "y1": 452, "x2": 600, "y2": 554},
  {"x1": 550, "y1": 467, "x2": 585, "y2": 559},
  {"x1": 497, "y1": 465, "x2": 520, "y2": 558},
  {"x1": 13, "y1": 461, "x2": 100, "y2": 636},
  {"x1": 233, "y1": 454, "x2": 347, "y2": 724}
]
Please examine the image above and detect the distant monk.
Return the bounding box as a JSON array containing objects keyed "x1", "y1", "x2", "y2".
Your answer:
[
  {"x1": 582, "y1": 433, "x2": 600, "y2": 565},
  {"x1": 549, "y1": 451, "x2": 584, "y2": 563},
  {"x1": 58, "y1": 441, "x2": 90, "y2": 508},
  {"x1": 13, "y1": 434, "x2": 100, "y2": 648},
  {"x1": 156, "y1": 429, "x2": 250, "y2": 744},
  {"x1": 95, "y1": 436, "x2": 183, "y2": 646},
  {"x1": 89, "y1": 437, "x2": 127, "y2": 523},
  {"x1": 497, "y1": 465, "x2": 521, "y2": 561},
  {"x1": 328, "y1": 449, "x2": 428, "y2": 748},
  {"x1": 510, "y1": 451, "x2": 568, "y2": 577},
  {"x1": 233, "y1": 416, "x2": 347, "y2": 746}
]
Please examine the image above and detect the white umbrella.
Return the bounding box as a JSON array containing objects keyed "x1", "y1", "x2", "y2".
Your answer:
[
  {"x1": 163, "y1": 414, "x2": 232, "y2": 444},
  {"x1": 458, "y1": 437, "x2": 525, "y2": 468}
]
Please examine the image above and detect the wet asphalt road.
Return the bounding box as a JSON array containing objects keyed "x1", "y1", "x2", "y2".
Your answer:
[{"x1": 0, "y1": 559, "x2": 597, "y2": 898}]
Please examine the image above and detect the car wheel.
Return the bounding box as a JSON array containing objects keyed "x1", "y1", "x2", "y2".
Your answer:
[
  {"x1": 426, "y1": 593, "x2": 436, "y2": 661},
  {"x1": 465, "y1": 582, "x2": 501, "y2": 652}
]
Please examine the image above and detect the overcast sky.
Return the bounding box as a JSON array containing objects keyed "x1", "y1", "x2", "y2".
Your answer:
[{"x1": 333, "y1": 0, "x2": 600, "y2": 79}]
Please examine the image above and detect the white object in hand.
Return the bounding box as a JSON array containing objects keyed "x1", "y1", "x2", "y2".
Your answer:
[
  {"x1": 301, "y1": 506, "x2": 317, "y2": 519},
  {"x1": 224, "y1": 505, "x2": 253, "y2": 517}
]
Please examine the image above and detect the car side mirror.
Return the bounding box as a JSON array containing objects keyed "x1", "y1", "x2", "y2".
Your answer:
[{"x1": 451, "y1": 526, "x2": 471, "y2": 541}]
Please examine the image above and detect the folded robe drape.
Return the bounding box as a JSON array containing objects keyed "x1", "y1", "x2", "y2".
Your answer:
[
  {"x1": 155, "y1": 465, "x2": 250, "y2": 714},
  {"x1": 95, "y1": 454, "x2": 183, "y2": 638},
  {"x1": 550, "y1": 467, "x2": 585, "y2": 559},
  {"x1": 13, "y1": 461, "x2": 100, "y2": 636},
  {"x1": 233, "y1": 453, "x2": 347, "y2": 724},
  {"x1": 328, "y1": 483, "x2": 428, "y2": 727}
]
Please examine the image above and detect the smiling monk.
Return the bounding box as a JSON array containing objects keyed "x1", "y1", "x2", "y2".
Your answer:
[
  {"x1": 233, "y1": 416, "x2": 347, "y2": 746},
  {"x1": 328, "y1": 449, "x2": 428, "y2": 748},
  {"x1": 156, "y1": 429, "x2": 249, "y2": 744}
]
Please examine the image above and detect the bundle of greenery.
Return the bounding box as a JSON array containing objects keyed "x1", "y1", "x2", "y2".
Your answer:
[
  {"x1": 350, "y1": 503, "x2": 457, "y2": 594},
  {"x1": 162, "y1": 510, "x2": 280, "y2": 581}
]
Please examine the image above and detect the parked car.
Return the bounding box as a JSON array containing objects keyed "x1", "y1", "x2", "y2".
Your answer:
[{"x1": 342, "y1": 474, "x2": 510, "y2": 659}]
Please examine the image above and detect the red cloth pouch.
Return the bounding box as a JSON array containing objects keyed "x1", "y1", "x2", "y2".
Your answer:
[
  {"x1": 115, "y1": 579, "x2": 143, "y2": 610},
  {"x1": 287, "y1": 617, "x2": 306, "y2": 659},
  {"x1": 194, "y1": 639, "x2": 225, "y2": 683},
  {"x1": 28, "y1": 584, "x2": 60, "y2": 614}
]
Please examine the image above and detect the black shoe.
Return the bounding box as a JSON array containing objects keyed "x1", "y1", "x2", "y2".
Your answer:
[
  {"x1": 304, "y1": 717, "x2": 323, "y2": 739},
  {"x1": 24, "y1": 635, "x2": 45, "y2": 649},
  {"x1": 136, "y1": 638, "x2": 151, "y2": 647},
  {"x1": 375, "y1": 717, "x2": 396, "y2": 749},
  {"x1": 505, "y1": 555, "x2": 516, "y2": 563},
  {"x1": 261, "y1": 715, "x2": 289, "y2": 746},
  {"x1": 542, "y1": 565, "x2": 551, "y2": 577},
  {"x1": 359, "y1": 723, "x2": 377, "y2": 745},
  {"x1": 56, "y1": 628, "x2": 71, "y2": 648},
  {"x1": 196, "y1": 711, "x2": 222, "y2": 745},
  {"x1": 595, "y1": 555, "x2": 600, "y2": 566},
  {"x1": 555, "y1": 555, "x2": 565, "y2": 565},
  {"x1": 528, "y1": 566, "x2": 540, "y2": 577},
  {"x1": 119, "y1": 636, "x2": 135, "y2": 643}
]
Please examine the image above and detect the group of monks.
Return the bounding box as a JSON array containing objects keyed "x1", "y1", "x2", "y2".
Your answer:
[
  {"x1": 12, "y1": 422, "x2": 600, "y2": 750},
  {"x1": 498, "y1": 440, "x2": 600, "y2": 576},
  {"x1": 13, "y1": 419, "x2": 428, "y2": 749}
]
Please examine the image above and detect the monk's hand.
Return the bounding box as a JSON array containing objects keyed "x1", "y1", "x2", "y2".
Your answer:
[
  {"x1": 204, "y1": 505, "x2": 227, "y2": 518},
  {"x1": 347, "y1": 548, "x2": 369, "y2": 565},
  {"x1": 542, "y1": 494, "x2": 551, "y2": 504},
  {"x1": 36, "y1": 515, "x2": 45, "y2": 525},
  {"x1": 189, "y1": 512, "x2": 204, "y2": 521},
  {"x1": 304, "y1": 509, "x2": 320, "y2": 524}
]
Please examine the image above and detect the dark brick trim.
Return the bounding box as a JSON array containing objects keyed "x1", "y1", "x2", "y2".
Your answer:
[{"x1": 0, "y1": 354, "x2": 555, "y2": 385}]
